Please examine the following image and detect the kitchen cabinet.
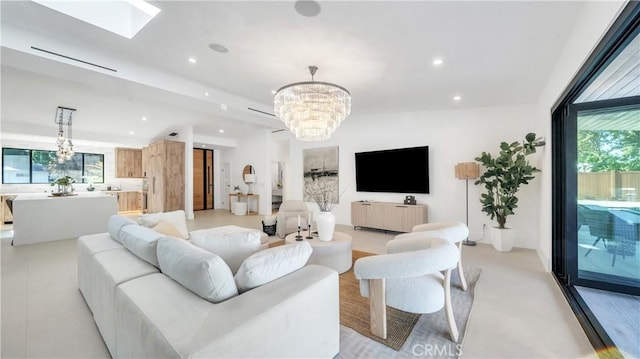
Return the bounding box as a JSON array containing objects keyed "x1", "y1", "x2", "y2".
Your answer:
[
  {"x1": 106, "y1": 191, "x2": 143, "y2": 212},
  {"x1": 115, "y1": 148, "x2": 143, "y2": 178},
  {"x1": 144, "y1": 140, "x2": 185, "y2": 213},
  {"x1": 1, "y1": 195, "x2": 14, "y2": 224}
]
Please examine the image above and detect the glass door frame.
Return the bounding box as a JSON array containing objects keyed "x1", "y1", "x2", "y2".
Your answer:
[
  {"x1": 551, "y1": 1, "x2": 640, "y2": 351},
  {"x1": 556, "y1": 96, "x2": 640, "y2": 294}
]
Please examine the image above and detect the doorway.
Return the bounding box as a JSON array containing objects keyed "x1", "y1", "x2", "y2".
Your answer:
[
  {"x1": 193, "y1": 148, "x2": 214, "y2": 211},
  {"x1": 221, "y1": 162, "x2": 231, "y2": 210},
  {"x1": 271, "y1": 161, "x2": 284, "y2": 213}
]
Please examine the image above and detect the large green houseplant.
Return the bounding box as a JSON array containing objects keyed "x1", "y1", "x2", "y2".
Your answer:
[{"x1": 474, "y1": 133, "x2": 545, "y2": 234}]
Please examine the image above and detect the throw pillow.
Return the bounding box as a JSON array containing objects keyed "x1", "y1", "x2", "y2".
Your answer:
[
  {"x1": 190, "y1": 228, "x2": 262, "y2": 274},
  {"x1": 107, "y1": 214, "x2": 137, "y2": 243},
  {"x1": 119, "y1": 225, "x2": 164, "y2": 267},
  {"x1": 157, "y1": 237, "x2": 238, "y2": 303},
  {"x1": 234, "y1": 241, "x2": 312, "y2": 293},
  {"x1": 138, "y1": 210, "x2": 189, "y2": 240},
  {"x1": 153, "y1": 219, "x2": 184, "y2": 239}
]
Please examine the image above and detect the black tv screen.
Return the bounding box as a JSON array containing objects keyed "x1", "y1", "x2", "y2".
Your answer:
[{"x1": 355, "y1": 146, "x2": 429, "y2": 194}]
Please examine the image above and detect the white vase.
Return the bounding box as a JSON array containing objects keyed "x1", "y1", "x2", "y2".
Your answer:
[
  {"x1": 489, "y1": 227, "x2": 514, "y2": 252},
  {"x1": 316, "y1": 211, "x2": 335, "y2": 242}
]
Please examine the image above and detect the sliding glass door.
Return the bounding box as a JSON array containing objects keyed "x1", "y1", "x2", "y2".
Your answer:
[
  {"x1": 552, "y1": 2, "x2": 639, "y2": 354},
  {"x1": 575, "y1": 101, "x2": 640, "y2": 289}
]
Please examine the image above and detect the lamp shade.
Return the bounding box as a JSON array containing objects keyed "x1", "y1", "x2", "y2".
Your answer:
[
  {"x1": 455, "y1": 162, "x2": 480, "y2": 180},
  {"x1": 244, "y1": 174, "x2": 256, "y2": 183}
]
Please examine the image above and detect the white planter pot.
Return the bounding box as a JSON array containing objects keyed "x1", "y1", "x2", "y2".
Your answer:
[
  {"x1": 489, "y1": 227, "x2": 514, "y2": 252},
  {"x1": 316, "y1": 211, "x2": 335, "y2": 242}
]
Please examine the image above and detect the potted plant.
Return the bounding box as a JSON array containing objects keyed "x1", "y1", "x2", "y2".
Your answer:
[
  {"x1": 51, "y1": 175, "x2": 76, "y2": 195},
  {"x1": 474, "y1": 132, "x2": 545, "y2": 251},
  {"x1": 304, "y1": 177, "x2": 344, "y2": 241},
  {"x1": 83, "y1": 176, "x2": 96, "y2": 191}
]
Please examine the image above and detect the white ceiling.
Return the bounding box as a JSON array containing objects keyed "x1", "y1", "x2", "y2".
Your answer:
[{"x1": 0, "y1": 0, "x2": 588, "y2": 146}]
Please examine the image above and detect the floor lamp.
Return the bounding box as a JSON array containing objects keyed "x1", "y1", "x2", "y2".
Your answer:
[{"x1": 455, "y1": 162, "x2": 480, "y2": 246}]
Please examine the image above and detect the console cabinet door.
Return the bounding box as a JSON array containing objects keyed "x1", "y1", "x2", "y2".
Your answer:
[{"x1": 382, "y1": 204, "x2": 409, "y2": 232}]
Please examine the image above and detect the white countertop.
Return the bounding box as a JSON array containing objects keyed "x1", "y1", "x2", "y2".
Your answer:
[{"x1": 12, "y1": 192, "x2": 114, "y2": 201}]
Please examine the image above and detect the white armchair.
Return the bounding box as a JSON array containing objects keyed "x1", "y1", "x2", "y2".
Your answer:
[
  {"x1": 354, "y1": 237, "x2": 460, "y2": 342},
  {"x1": 394, "y1": 221, "x2": 470, "y2": 291},
  {"x1": 276, "y1": 200, "x2": 310, "y2": 238}
]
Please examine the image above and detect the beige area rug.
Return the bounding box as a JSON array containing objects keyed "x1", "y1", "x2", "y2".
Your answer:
[
  {"x1": 341, "y1": 250, "x2": 421, "y2": 350},
  {"x1": 270, "y1": 241, "x2": 482, "y2": 354}
]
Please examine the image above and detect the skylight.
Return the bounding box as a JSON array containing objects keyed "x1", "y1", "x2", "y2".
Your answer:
[{"x1": 32, "y1": 0, "x2": 161, "y2": 39}]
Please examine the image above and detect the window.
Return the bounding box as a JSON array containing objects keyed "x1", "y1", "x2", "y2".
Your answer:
[
  {"x1": 2, "y1": 148, "x2": 104, "y2": 184},
  {"x1": 2, "y1": 148, "x2": 30, "y2": 184}
]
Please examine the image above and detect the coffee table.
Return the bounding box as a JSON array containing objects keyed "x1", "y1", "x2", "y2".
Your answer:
[{"x1": 285, "y1": 231, "x2": 353, "y2": 273}]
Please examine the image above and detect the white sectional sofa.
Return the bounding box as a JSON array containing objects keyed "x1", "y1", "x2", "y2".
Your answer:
[{"x1": 78, "y1": 214, "x2": 340, "y2": 358}]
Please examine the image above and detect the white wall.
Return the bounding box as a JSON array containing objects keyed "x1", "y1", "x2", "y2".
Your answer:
[
  {"x1": 534, "y1": 0, "x2": 627, "y2": 270},
  {"x1": 219, "y1": 129, "x2": 271, "y2": 215},
  {"x1": 282, "y1": 104, "x2": 545, "y2": 249}
]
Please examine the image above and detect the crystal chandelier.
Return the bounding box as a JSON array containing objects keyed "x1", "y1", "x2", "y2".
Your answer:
[
  {"x1": 274, "y1": 66, "x2": 351, "y2": 141},
  {"x1": 55, "y1": 106, "x2": 76, "y2": 163}
]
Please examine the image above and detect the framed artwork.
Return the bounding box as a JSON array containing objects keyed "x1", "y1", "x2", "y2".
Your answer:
[{"x1": 303, "y1": 146, "x2": 339, "y2": 204}]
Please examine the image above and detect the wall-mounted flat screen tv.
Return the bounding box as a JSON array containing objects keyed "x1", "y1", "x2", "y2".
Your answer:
[{"x1": 355, "y1": 146, "x2": 429, "y2": 194}]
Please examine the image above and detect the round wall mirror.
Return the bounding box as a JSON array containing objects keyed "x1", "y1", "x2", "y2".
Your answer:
[{"x1": 243, "y1": 165, "x2": 256, "y2": 184}]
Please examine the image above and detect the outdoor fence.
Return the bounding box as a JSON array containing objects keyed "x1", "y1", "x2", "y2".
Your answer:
[{"x1": 579, "y1": 171, "x2": 640, "y2": 201}]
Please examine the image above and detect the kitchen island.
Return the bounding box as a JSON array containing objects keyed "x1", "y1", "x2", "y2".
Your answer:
[{"x1": 11, "y1": 192, "x2": 118, "y2": 246}]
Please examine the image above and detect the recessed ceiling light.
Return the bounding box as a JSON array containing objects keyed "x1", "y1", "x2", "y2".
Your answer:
[
  {"x1": 141, "y1": 116, "x2": 147, "y2": 121},
  {"x1": 271, "y1": 90, "x2": 276, "y2": 94},
  {"x1": 208, "y1": 43, "x2": 229, "y2": 53},
  {"x1": 294, "y1": 0, "x2": 321, "y2": 17},
  {"x1": 204, "y1": 92, "x2": 209, "y2": 97},
  {"x1": 188, "y1": 57, "x2": 197, "y2": 64},
  {"x1": 220, "y1": 104, "x2": 228, "y2": 111},
  {"x1": 219, "y1": 129, "x2": 224, "y2": 134},
  {"x1": 453, "y1": 95, "x2": 462, "y2": 101},
  {"x1": 432, "y1": 58, "x2": 444, "y2": 66},
  {"x1": 129, "y1": 131, "x2": 135, "y2": 135}
]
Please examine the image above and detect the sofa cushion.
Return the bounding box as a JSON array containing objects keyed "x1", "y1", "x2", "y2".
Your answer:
[
  {"x1": 234, "y1": 241, "x2": 313, "y2": 292},
  {"x1": 108, "y1": 215, "x2": 137, "y2": 243},
  {"x1": 119, "y1": 225, "x2": 164, "y2": 267},
  {"x1": 153, "y1": 219, "x2": 185, "y2": 239},
  {"x1": 139, "y1": 210, "x2": 189, "y2": 240},
  {"x1": 190, "y1": 228, "x2": 262, "y2": 274},
  {"x1": 157, "y1": 237, "x2": 238, "y2": 303}
]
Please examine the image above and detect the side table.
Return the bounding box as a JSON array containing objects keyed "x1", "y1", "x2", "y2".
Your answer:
[{"x1": 285, "y1": 231, "x2": 353, "y2": 273}]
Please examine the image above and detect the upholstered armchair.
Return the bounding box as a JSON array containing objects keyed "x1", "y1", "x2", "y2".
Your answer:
[
  {"x1": 394, "y1": 222, "x2": 470, "y2": 291},
  {"x1": 354, "y1": 237, "x2": 460, "y2": 342},
  {"x1": 276, "y1": 200, "x2": 310, "y2": 238}
]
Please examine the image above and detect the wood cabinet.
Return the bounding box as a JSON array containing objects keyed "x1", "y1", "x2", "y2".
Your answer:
[
  {"x1": 351, "y1": 201, "x2": 427, "y2": 232},
  {"x1": 144, "y1": 140, "x2": 185, "y2": 213},
  {"x1": 1, "y1": 195, "x2": 14, "y2": 224},
  {"x1": 107, "y1": 191, "x2": 142, "y2": 212},
  {"x1": 115, "y1": 148, "x2": 143, "y2": 178}
]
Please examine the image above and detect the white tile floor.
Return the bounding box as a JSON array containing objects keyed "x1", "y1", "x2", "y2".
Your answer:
[{"x1": 1, "y1": 210, "x2": 597, "y2": 358}]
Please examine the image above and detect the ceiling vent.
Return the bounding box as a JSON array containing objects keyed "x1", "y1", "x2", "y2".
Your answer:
[
  {"x1": 31, "y1": 46, "x2": 117, "y2": 72},
  {"x1": 248, "y1": 107, "x2": 275, "y2": 117},
  {"x1": 168, "y1": 132, "x2": 178, "y2": 137}
]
